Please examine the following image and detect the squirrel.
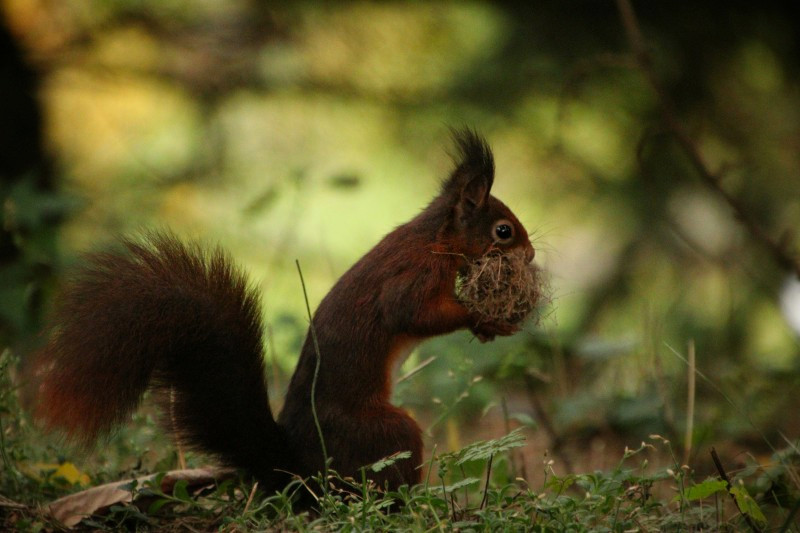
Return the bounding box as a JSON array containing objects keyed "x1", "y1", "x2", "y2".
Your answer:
[{"x1": 29, "y1": 129, "x2": 535, "y2": 493}]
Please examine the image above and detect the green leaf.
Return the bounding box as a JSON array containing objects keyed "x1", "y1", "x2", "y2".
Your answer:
[
  {"x1": 509, "y1": 413, "x2": 537, "y2": 428},
  {"x1": 431, "y1": 477, "x2": 481, "y2": 494},
  {"x1": 545, "y1": 475, "x2": 575, "y2": 492},
  {"x1": 678, "y1": 479, "x2": 728, "y2": 501},
  {"x1": 147, "y1": 498, "x2": 172, "y2": 515},
  {"x1": 172, "y1": 479, "x2": 191, "y2": 502},
  {"x1": 369, "y1": 451, "x2": 413, "y2": 473},
  {"x1": 454, "y1": 428, "x2": 526, "y2": 465},
  {"x1": 729, "y1": 486, "x2": 767, "y2": 524},
  {"x1": 119, "y1": 479, "x2": 139, "y2": 493}
]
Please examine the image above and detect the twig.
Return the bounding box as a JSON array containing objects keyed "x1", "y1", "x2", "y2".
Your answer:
[
  {"x1": 710, "y1": 447, "x2": 762, "y2": 533},
  {"x1": 442, "y1": 474, "x2": 457, "y2": 521},
  {"x1": 242, "y1": 481, "x2": 258, "y2": 515},
  {"x1": 0, "y1": 494, "x2": 26, "y2": 510},
  {"x1": 615, "y1": 0, "x2": 800, "y2": 279},
  {"x1": 480, "y1": 454, "x2": 494, "y2": 510},
  {"x1": 459, "y1": 465, "x2": 470, "y2": 510},
  {"x1": 682, "y1": 340, "x2": 696, "y2": 466}
]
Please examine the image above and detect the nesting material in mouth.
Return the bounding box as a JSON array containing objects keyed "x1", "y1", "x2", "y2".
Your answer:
[{"x1": 456, "y1": 247, "x2": 547, "y2": 327}]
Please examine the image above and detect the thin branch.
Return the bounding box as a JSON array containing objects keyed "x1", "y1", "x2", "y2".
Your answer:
[
  {"x1": 615, "y1": 0, "x2": 800, "y2": 279},
  {"x1": 710, "y1": 447, "x2": 762, "y2": 533},
  {"x1": 480, "y1": 454, "x2": 494, "y2": 510}
]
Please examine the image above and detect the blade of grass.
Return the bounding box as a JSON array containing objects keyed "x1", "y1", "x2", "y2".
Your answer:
[
  {"x1": 682, "y1": 339, "x2": 696, "y2": 466},
  {"x1": 243, "y1": 481, "x2": 258, "y2": 515},
  {"x1": 665, "y1": 343, "x2": 774, "y2": 453},
  {"x1": 396, "y1": 356, "x2": 436, "y2": 384},
  {"x1": 296, "y1": 260, "x2": 329, "y2": 484},
  {"x1": 424, "y1": 443, "x2": 437, "y2": 491}
]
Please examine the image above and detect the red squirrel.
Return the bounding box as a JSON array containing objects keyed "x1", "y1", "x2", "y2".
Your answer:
[{"x1": 30, "y1": 129, "x2": 535, "y2": 492}]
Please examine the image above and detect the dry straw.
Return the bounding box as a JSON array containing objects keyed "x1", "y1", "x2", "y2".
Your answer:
[{"x1": 456, "y1": 247, "x2": 547, "y2": 327}]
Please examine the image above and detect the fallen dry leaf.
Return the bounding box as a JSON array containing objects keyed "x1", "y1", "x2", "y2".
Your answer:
[{"x1": 46, "y1": 467, "x2": 235, "y2": 528}]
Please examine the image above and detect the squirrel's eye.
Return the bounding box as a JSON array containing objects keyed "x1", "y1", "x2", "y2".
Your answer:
[{"x1": 493, "y1": 221, "x2": 514, "y2": 243}]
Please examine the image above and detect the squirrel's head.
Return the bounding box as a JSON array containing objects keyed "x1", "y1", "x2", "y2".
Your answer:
[{"x1": 437, "y1": 129, "x2": 534, "y2": 263}]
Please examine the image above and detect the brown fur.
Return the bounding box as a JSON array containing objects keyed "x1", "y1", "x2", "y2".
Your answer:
[{"x1": 29, "y1": 129, "x2": 535, "y2": 492}]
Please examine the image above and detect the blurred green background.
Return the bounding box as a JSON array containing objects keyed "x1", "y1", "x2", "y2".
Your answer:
[{"x1": 2, "y1": 1, "x2": 799, "y2": 474}]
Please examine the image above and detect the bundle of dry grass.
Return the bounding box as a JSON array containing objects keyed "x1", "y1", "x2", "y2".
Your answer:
[{"x1": 456, "y1": 247, "x2": 546, "y2": 327}]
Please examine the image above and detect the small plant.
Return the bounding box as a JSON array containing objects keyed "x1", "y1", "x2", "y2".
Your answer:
[
  {"x1": 3, "y1": 424, "x2": 797, "y2": 530},
  {"x1": 3, "y1": 344, "x2": 798, "y2": 531}
]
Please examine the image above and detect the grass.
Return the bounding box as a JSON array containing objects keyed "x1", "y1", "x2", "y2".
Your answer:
[
  {"x1": 1, "y1": 346, "x2": 799, "y2": 531},
  {"x1": 2, "y1": 424, "x2": 798, "y2": 530}
]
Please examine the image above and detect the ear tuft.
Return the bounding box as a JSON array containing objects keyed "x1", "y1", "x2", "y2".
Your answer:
[{"x1": 440, "y1": 128, "x2": 495, "y2": 215}]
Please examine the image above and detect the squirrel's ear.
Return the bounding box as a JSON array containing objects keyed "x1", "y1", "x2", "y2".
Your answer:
[{"x1": 440, "y1": 128, "x2": 495, "y2": 218}]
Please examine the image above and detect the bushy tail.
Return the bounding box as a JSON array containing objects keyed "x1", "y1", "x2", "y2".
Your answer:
[{"x1": 30, "y1": 233, "x2": 291, "y2": 487}]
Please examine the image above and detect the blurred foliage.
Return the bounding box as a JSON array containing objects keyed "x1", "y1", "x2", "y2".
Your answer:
[
  {"x1": 0, "y1": 7, "x2": 63, "y2": 351},
  {"x1": 2, "y1": 0, "x2": 800, "y2": 475}
]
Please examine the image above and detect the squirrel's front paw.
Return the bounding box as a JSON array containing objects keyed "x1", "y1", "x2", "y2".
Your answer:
[{"x1": 470, "y1": 320, "x2": 521, "y2": 343}]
